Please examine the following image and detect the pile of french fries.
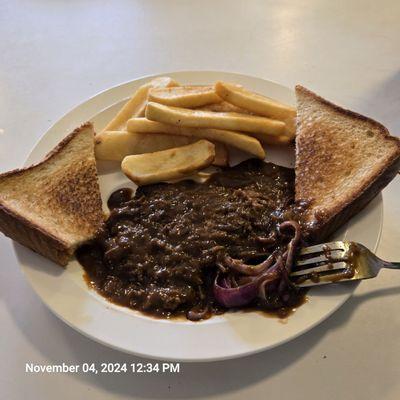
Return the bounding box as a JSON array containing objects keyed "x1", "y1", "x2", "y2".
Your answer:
[{"x1": 95, "y1": 77, "x2": 296, "y2": 185}]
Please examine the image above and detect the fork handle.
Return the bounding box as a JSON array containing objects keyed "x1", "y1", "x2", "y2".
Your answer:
[{"x1": 382, "y1": 261, "x2": 400, "y2": 270}]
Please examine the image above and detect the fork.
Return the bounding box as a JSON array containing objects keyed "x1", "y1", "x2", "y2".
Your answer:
[{"x1": 290, "y1": 241, "x2": 400, "y2": 288}]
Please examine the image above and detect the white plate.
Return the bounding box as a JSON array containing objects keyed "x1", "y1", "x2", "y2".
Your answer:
[{"x1": 14, "y1": 71, "x2": 383, "y2": 362}]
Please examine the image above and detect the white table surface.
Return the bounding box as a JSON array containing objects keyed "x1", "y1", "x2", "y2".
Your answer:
[{"x1": 1, "y1": 1, "x2": 400, "y2": 399}]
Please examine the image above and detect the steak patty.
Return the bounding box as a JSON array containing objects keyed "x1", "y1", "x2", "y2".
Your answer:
[{"x1": 77, "y1": 159, "x2": 305, "y2": 319}]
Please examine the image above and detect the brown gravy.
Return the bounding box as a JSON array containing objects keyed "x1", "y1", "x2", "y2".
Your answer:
[{"x1": 76, "y1": 160, "x2": 307, "y2": 320}]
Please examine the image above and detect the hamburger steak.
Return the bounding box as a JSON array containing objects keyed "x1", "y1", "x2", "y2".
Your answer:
[{"x1": 77, "y1": 159, "x2": 307, "y2": 320}]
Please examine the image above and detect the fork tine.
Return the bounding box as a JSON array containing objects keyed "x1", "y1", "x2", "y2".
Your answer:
[
  {"x1": 295, "y1": 280, "x2": 335, "y2": 288},
  {"x1": 291, "y1": 261, "x2": 348, "y2": 277},
  {"x1": 296, "y1": 250, "x2": 345, "y2": 266},
  {"x1": 298, "y1": 241, "x2": 347, "y2": 256}
]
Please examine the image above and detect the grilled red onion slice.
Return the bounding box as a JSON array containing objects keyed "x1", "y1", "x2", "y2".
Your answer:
[
  {"x1": 213, "y1": 277, "x2": 259, "y2": 308},
  {"x1": 213, "y1": 263, "x2": 280, "y2": 307},
  {"x1": 221, "y1": 253, "x2": 276, "y2": 276},
  {"x1": 279, "y1": 220, "x2": 301, "y2": 274},
  {"x1": 213, "y1": 220, "x2": 302, "y2": 308},
  {"x1": 277, "y1": 220, "x2": 302, "y2": 294},
  {"x1": 258, "y1": 256, "x2": 283, "y2": 300},
  {"x1": 187, "y1": 306, "x2": 210, "y2": 321}
]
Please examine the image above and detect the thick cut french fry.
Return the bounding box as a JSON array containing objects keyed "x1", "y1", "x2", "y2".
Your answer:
[
  {"x1": 215, "y1": 81, "x2": 296, "y2": 136},
  {"x1": 95, "y1": 131, "x2": 193, "y2": 161},
  {"x1": 262, "y1": 134, "x2": 292, "y2": 145},
  {"x1": 95, "y1": 130, "x2": 227, "y2": 166},
  {"x1": 102, "y1": 77, "x2": 178, "y2": 132},
  {"x1": 121, "y1": 140, "x2": 215, "y2": 185},
  {"x1": 145, "y1": 102, "x2": 285, "y2": 142},
  {"x1": 213, "y1": 143, "x2": 229, "y2": 166},
  {"x1": 167, "y1": 171, "x2": 213, "y2": 184},
  {"x1": 127, "y1": 118, "x2": 265, "y2": 159},
  {"x1": 148, "y1": 86, "x2": 222, "y2": 108},
  {"x1": 197, "y1": 101, "x2": 253, "y2": 114}
]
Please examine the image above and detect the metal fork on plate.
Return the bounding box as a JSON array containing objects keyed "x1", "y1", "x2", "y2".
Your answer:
[{"x1": 290, "y1": 241, "x2": 400, "y2": 288}]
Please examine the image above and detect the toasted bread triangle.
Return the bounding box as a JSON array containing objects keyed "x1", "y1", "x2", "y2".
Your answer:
[
  {"x1": 295, "y1": 85, "x2": 400, "y2": 240},
  {"x1": 0, "y1": 123, "x2": 104, "y2": 265}
]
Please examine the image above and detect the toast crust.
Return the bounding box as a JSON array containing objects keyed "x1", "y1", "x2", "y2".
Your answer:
[
  {"x1": 0, "y1": 204, "x2": 72, "y2": 265},
  {"x1": 295, "y1": 85, "x2": 400, "y2": 240},
  {"x1": 305, "y1": 155, "x2": 400, "y2": 241},
  {"x1": 0, "y1": 123, "x2": 104, "y2": 266},
  {"x1": 0, "y1": 123, "x2": 93, "y2": 180},
  {"x1": 295, "y1": 85, "x2": 398, "y2": 139}
]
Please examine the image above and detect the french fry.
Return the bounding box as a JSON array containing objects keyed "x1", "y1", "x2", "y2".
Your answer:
[
  {"x1": 95, "y1": 131, "x2": 193, "y2": 161},
  {"x1": 102, "y1": 76, "x2": 178, "y2": 132},
  {"x1": 197, "y1": 101, "x2": 253, "y2": 114},
  {"x1": 262, "y1": 134, "x2": 292, "y2": 145},
  {"x1": 213, "y1": 143, "x2": 229, "y2": 166},
  {"x1": 148, "y1": 86, "x2": 222, "y2": 108},
  {"x1": 94, "y1": 130, "x2": 228, "y2": 166},
  {"x1": 215, "y1": 81, "x2": 296, "y2": 136},
  {"x1": 145, "y1": 102, "x2": 285, "y2": 143},
  {"x1": 121, "y1": 140, "x2": 215, "y2": 185},
  {"x1": 127, "y1": 118, "x2": 265, "y2": 159},
  {"x1": 167, "y1": 171, "x2": 213, "y2": 184}
]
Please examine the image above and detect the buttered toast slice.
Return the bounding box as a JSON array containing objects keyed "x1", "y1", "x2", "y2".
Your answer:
[
  {"x1": 0, "y1": 123, "x2": 104, "y2": 265},
  {"x1": 295, "y1": 85, "x2": 400, "y2": 240}
]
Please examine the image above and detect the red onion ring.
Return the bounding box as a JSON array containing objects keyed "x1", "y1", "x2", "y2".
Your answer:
[
  {"x1": 221, "y1": 252, "x2": 276, "y2": 276},
  {"x1": 213, "y1": 261, "x2": 280, "y2": 307},
  {"x1": 213, "y1": 220, "x2": 302, "y2": 308},
  {"x1": 279, "y1": 220, "x2": 301, "y2": 274},
  {"x1": 278, "y1": 221, "x2": 301, "y2": 294}
]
